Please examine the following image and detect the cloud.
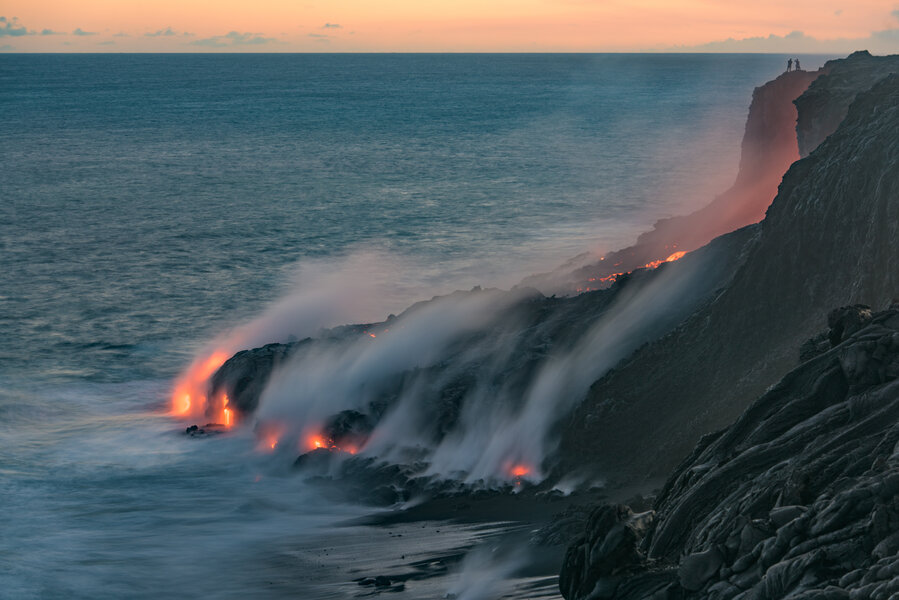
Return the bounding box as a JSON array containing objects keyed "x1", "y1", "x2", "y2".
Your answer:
[
  {"x1": 40, "y1": 28, "x2": 60, "y2": 35},
  {"x1": 322, "y1": 23, "x2": 341, "y2": 29},
  {"x1": 0, "y1": 16, "x2": 28, "y2": 37},
  {"x1": 307, "y1": 33, "x2": 331, "y2": 42},
  {"x1": 893, "y1": 9, "x2": 899, "y2": 21},
  {"x1": 190, "y1": 31, "x2": 276, "y2": 47},
  {"x1": 667, "y1": 26, "x2": 899, "y2": 54},
  {"x1": 145, "y1": 27, "x2": 192, "y2": 37},
  {"x1": 0, "y1": 43, "x2": 13, "y2": 50},
  {"x1": 98, "y1": 40, "x2": 115, "y2": 46},
  {"x1": 145, "y1": 27, "x2": 177, "y2": 37},
  {"x1": 72, "y1": 28, "x2": 97, "y2": 36}
]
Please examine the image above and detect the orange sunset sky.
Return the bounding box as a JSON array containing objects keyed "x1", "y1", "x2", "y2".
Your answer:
[{"x1": 1, "y1": 0, "x2": 898, "y2": 52}]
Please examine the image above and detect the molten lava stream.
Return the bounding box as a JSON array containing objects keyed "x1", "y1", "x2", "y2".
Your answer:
[
  {"x1": 169, "y1": 350, "x2": 230, "y2": 419},
  {"x1": 221, "y1": 395, "x2": 233, "y2": 428},
  {"x1": 582, "y1": 249, "x2": 689, "y2": 290}
]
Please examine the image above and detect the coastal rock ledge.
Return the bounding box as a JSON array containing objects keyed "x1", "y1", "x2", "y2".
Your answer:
[{"x1": 559, "y1": 302, "x2": 899, "y2": 600}]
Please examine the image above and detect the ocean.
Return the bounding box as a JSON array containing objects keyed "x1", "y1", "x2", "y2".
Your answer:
[{"x1": 1, "y1": 53, "x2": 833, "y2": 598}]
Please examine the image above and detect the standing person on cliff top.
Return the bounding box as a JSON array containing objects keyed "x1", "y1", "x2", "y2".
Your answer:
[
  {"x1": 787, "y1": 58, "x2": 793, "y2": 71},
  {"x1": 795, "y1": 58, "x2": 801, "y2": 71}
]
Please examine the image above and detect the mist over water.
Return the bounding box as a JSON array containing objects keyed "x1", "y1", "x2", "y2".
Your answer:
[{"x1": 0, "y1": 53, "x2": 837, "y2": 597}]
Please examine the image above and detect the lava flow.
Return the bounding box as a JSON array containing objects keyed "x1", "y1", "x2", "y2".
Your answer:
[
  {"x1": 578, "y1": 249, "x2": 688, "y2": 292},
  {"x1": 170, "y1": 349, "x2": 230, "y2": 421}
]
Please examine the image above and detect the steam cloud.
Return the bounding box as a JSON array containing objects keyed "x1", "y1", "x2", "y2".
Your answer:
[{"x1": 239, "y1": 246, "x2": 707, "y2": 485}]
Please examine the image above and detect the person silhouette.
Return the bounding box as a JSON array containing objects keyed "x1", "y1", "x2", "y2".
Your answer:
[
  {"x1": 795, "y1": 58, "x2": 801, "y2": 71},
  {"x1": 787, "y1": 58, "x2": 793, "y2": 72}
]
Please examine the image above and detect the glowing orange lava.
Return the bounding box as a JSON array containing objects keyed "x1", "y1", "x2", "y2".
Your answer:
[
  {"x1": 581, "y1": 249, "x2": 689, "y2": 291},
  {"x1": 511, "y1": 465, "x2": 530, "y2": 478},
  {"x1": 221, "y1": 395, "x2": 232, "y2": 428},
  {"x1": 170, "y1": 350, "x2": 230, "y2": 418},
  {"x1": 305, "y1": 432, "x2": 358, "y2": 455}
]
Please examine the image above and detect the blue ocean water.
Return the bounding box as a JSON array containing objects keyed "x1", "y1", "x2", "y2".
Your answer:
[{"x1": 0, "y1": 53, "x2": 834, "y2": 598}]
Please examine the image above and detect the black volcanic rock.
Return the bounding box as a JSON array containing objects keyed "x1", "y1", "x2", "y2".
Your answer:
[
  {"x1": 558, "y1": 504, "x2": 656, "y2": 599},
  {"x1": 556, "y1": 66, "x2": 899, "y2": 487},
  {"x1": 795, "y1": 51, "x2": 899, "y2": 157},
  {"x1": 559, "y1": 305, "x2": 899, "y2": 599},
  {"x1": 209, "y1": 341, "x2": 300, "y2": 416}
]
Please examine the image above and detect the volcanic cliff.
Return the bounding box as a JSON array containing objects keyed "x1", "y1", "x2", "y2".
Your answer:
[
  {"x1": 555, "y1": 56, "x2": 899, "y2": 487},
  {"x1": 557, "y1": 65, "x2": 899, "y2": 599}
]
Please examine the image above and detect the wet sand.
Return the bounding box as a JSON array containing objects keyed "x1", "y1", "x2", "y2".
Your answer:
[{"x1": 239, "y1": 487, "x2": 658, "y2": 599}]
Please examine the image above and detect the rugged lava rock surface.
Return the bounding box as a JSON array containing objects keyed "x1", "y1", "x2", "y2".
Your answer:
[{"x1": 560, "y1": 304, "x2": 899, "y2": 599}]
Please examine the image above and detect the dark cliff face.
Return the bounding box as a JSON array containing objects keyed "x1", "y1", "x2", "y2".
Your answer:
[
  {"x1": 795, "y1": 51, "x2": 899, "y2": 157},
  {"x1": 560, "y1": 304, "x2": 899, "y2": 600},
  {"x1": 556, "y1": 64, "x2": 899, "y2": 486},
  {"x1": 525, "y1": 68, "x2": 819, "y2": 295}
]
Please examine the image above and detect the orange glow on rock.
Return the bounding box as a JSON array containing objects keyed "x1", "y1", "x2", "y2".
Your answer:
[
  {"x1": 170, "y1": 350, "x2": 229, "y2": 418},
  {"x1": 304, "y1": 431, "x2": 359, "y2": 455},
  {"x1": 665, "y1": 250, "x2": 687, "y2": 262}
]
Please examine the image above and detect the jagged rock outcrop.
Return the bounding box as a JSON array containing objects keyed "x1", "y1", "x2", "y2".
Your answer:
[
  {"x1": 795, "y1": 51, "x2": 899, "y2": 157},
  {"x1": 556, "y1": 65, "x2": 899, "y2": 486},
  {"x1": 559, "y1": 304, "x2": 899, "y2": 599},
  {"x1": 525, "y1": 68, "x2": 820, "y2": 295}
]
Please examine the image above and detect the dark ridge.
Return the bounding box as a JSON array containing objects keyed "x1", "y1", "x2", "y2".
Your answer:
[{"x1": 795, "y1": 51, "x2": 899, "y2": 157}]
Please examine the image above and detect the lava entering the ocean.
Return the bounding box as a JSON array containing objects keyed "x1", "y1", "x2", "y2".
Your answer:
[{"x1": 170, "y1": 350, "x2": 229, "y2": 420}]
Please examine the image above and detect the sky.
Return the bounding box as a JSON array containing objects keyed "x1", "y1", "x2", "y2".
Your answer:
[{"x1": 1, "y1": 0, "x2": 898, "y2": 53}]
